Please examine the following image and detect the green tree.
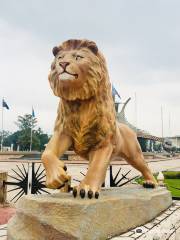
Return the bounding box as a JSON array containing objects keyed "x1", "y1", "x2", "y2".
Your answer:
[
  {"x1": 35, "y1": 128, "x2": 49, "y2": 151},
  {"x1": 15, "y1": 114, "x2": 38, "y2": 151},
  {"x1": 2, "y1": 114, "x2": 50, "y2": 151},
  {"x1": 3, "y1": 131, "x2": 21, "y2": 150},
  {"x1": 15, "y1": 114, "x2": 37, "y2": 130},
  {"x1": 0, "y1": 131, "x2": 12, "y2": 146}
]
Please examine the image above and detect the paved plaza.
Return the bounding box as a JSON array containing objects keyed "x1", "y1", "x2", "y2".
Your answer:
[{"x1": 0, "y1": 157, "x2": 180, "y2": 239}]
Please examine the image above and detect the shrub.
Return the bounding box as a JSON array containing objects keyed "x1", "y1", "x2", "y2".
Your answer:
[{"x1": 163, "y1": 171, "x2": 180, "y2": 179}]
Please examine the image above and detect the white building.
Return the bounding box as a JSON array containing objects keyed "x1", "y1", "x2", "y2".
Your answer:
[{"x1": 168, "y1": 136, "x2": 180, "y2": 148}]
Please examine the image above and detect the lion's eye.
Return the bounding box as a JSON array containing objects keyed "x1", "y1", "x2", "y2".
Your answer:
[
  {"x1": 58, "y1": 56, "x2": 63, "y2": 59},
  {"x1": 75, "y1": 55, "x2": 83, "y2": 61}
]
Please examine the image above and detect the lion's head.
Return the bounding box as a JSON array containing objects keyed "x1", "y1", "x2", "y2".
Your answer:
[{"x1": 48, "y1": 39, "x2": 110, "y2": 101}]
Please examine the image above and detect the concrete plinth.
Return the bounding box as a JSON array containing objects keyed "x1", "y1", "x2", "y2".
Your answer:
[{"x1": 8, "y1": 185, "x2": 172, "y2": 240}]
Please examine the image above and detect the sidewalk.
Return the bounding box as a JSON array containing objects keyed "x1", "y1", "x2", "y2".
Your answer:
[{"x1": 0, "y1": 206, "x2": 16, "y2": 225}]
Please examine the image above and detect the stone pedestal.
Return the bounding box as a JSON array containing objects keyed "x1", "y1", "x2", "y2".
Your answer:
[
  {"x1": 0, "y1": 171, "x2": 7, "y2": 204},
  {"x1": 8, "y1": 185, "x2": 172, "y2": 240}
]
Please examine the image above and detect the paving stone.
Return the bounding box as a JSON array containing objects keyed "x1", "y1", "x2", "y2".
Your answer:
[
  {"x1": 117, "y1": 231, "x2": 134, "y2": 237},
  {"x1": 138, "y1": 208, "x2": 180, "y2": 240},
  {"x1": 0, "y1": 224, "x2": 7, "y2": 239},
  {"x1": 156, "y1": 212, "x2": 169, "y2": 221}
]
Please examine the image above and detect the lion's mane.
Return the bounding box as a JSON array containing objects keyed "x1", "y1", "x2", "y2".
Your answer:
[{"x1": 49, "y1": 39, "x2": 116, "y2": 158}]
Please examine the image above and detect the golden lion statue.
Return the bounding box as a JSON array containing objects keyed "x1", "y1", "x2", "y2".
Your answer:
[{"x1": 42, "y1": 39, "x2": 157, "y2": 199}]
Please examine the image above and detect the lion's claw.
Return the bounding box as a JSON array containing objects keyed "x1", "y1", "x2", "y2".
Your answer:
[
  {"x1": 95, "y1": 192, "x2": 99, "y2": 199},
  {"x1": 143, "y1": 181, "x2": 156, "y2": 188},
  {"x1": 88, "y1": 190, "x2": 93, "y2": 199},
  {"x1": 73, "y1": 188, "x2": 77, "y2": 198},
  {"x1": 80, "y1": 189, "x2": 86, "y2": 198},
  {"x1": 72, "y1": 187, "x2": 100, "y2": 199},
  {"x1": 63, "y1": 165, "x2": 67, "y2": 171}
]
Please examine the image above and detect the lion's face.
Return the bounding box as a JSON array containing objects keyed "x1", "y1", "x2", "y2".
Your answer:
[{"x1": 49, "y1": 39, "x2": 106, "y2": 101}]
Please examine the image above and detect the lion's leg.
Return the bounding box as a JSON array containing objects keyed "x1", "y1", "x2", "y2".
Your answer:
[
  {"x1": 73, "y1": 144, "x2": 113, "y2": 199},
  {"x1": 118, "y1": 127, "x2": 157, "y2": 188},
  {"x1": 41, "y1": 132, "x2": 72, "y2": 189},
  {"x1": 116, "y1": 124, "x2": 157, "y2": 187},
  {"x1": 125, "y1": 151, "x2": 157, "y2": 188}
]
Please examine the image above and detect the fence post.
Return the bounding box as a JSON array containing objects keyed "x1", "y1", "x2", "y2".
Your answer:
[
  {"x1": 0, "y1": 171, "x2": 7, "y2": 204},
  {"x1": 27, "y1": 163, "x2": 32, "y2": 195}
]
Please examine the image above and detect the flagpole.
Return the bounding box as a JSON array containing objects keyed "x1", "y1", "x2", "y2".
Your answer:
[
  {"x1": 1, "y1": 99, "x2": 4, "y2": 152},
  {"x1": 134, "y1": 92, "x2": 137, "y2": 131},
  {"x1": 30, "y1": 127, "x2": 32, "y2": 152},
  {"x1": 168, "y1": 112, "x2": 171, "y2": 137},
  {"x1": 161, "y1": 106, "x2": 164, "y2": 152},
  {"x1": 161, "y1": 106, "x2": 164, "y2": 139},
  {"x1": 30, "y1": 107, "x2": 33, "y2": 152}
]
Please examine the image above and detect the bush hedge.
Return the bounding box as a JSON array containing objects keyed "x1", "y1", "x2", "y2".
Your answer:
[{"x1": 163, "y1": 171, "x2": 180, "y2": 179}]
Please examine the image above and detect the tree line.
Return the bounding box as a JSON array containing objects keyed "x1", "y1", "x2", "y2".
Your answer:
[{"x1": 0, "y1": 114, "x2": 50, "y2": 151}]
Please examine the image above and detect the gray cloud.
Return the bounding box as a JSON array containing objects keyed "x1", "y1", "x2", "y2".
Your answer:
[{"x1": 0, "y1": 0, "x2": 179, "y2": 136}]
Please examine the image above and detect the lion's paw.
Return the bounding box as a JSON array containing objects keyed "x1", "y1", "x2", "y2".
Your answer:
[
  {"x1": 46, "y1": 164, "x2": 70, "y2": 189},
  {"x1": 143, "y1": 180, "x2": 157, "y2": 188},
  {"x1": 72, "y1": 184, "x2": 100, "y2": 199}
]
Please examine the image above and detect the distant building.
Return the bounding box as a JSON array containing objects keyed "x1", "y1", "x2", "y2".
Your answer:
[{"x1": 167, "y1": 136, "x2": 180, "y2": 149}]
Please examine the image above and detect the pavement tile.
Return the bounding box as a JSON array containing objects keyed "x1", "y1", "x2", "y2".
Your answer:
[
  {"x1": 0, "y1": 224, "x2": 7, "y2": 240},
  {"x1": 156, "y1": 213, "x2": 169, "y2": 221},
  {"x1": 119, "y1": 231, "x2": 134, "y2": 237},
  {"x1": 0, "y1": 207, "x2": 16, "y2": 225},
  {"x1": 129, "y1": 226, "x2": 149, "y2": 238},
  {"x1": 112, "y1": 237, "x2": 134, "y2": 240}
]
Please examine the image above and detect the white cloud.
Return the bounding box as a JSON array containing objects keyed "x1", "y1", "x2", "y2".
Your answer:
[
  {"x1": 0, "y1": 20, "x2": 58, "y2": 134},
  {"x1": 0, "y1": 0, "x2": 180, "y2": 138}
]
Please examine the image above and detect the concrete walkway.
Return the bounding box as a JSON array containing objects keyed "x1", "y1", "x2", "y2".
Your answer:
[{"x1": 0, "y1": 158, "x2": 179, "y2": 239}]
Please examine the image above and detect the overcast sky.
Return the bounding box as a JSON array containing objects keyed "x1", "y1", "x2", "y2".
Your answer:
[{"x1": 0, "y1": 0, "x2": 179, "y2": 137}]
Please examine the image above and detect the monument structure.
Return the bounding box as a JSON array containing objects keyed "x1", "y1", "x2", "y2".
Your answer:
[
  {"x1": 8, "y1": 39, "x2": 172, "y2": 239},
  {"x1": 42, "y1": 39, "x2": 157, "y2": 198}
]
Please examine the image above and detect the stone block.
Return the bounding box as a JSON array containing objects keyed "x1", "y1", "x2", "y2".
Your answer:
[{"x1": 8, "y1": 185, "x2": 172, "y2": 240}]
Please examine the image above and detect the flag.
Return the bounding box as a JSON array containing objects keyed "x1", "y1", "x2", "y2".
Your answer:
[
  {"x1": 32, "y1": 107, "x2": 35, "y2": 117},
  {"x1": 112, "y1": 85, "x2": 121, "y2": 99},
  {"x1": 2, "y1": 99, "x2": 9, "y2": 110}
]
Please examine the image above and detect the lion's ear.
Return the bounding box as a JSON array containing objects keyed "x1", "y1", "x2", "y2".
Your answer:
[
  {"x1": 52, "y1": 46, "x2": 60, "y2": 57},
  {"x1": 87, "y1": 42, "x2": 98, "y2": 55}
]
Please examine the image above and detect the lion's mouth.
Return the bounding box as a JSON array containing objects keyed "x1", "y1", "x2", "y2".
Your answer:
[{"x1": 59, "y1": 71, "x2": 78, "y2": 81}]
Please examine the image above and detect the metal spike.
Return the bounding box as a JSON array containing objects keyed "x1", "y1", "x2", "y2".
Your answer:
[
  {"x1": 37, "y1": 174, "x2": 46, "y2": 182},
  {"x1": 14, "y1": 191, "x2": 25, "y2": 203},
  {"x1": 115, "y1": 170, "x2": 131, "y2": 186},
  {"x1": 7, "y1": 187, "x2": 21, "y2": 193},
  {"x1": 12, "y1": 169, "x2": 24, "y2": 180},
  {"x1": 113, "y1": 167, "x2": 121, "y2": 182},
  {"x1": 118, "y1": 176, "x2": 138, "y2": 187},
  {"x1": 8, "y1": 174, "x2": 21, "y2": 182},
  {"x1": 39, "y1": 188, "x2": 50, "y2": 194},
  {"x1": 35, "y1": 164, "x2": 41, "y2": 176},
  {"x1": 16, "y1": 165, "x2": 25, "y2": 178},
  {"x1": 10, "y1": 189, "x2": 24, "y2": 202},
  {"x1": 22, "y1": 164, "x2": 27, "y2": 175},
  {"x1": 36, "y1": 169, "x2": 45, "y2": 179}
]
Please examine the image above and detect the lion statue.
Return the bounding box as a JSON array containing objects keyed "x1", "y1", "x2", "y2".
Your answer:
[{"x1": 42, "y1": 39, "x2": 157, "y2": 199}]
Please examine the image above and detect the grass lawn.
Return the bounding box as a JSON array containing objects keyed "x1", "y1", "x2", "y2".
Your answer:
[
  {"x1": 164, "y1": 179, "x2": 180, "y2": 197},
  {"x1": 136, "y1": 171, "x2": 180, "y2": 198}
]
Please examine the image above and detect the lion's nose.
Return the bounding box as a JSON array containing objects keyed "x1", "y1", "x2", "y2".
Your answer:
[{"x1": 59, "y1": 62, "x2": 70, "y2": 70}]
